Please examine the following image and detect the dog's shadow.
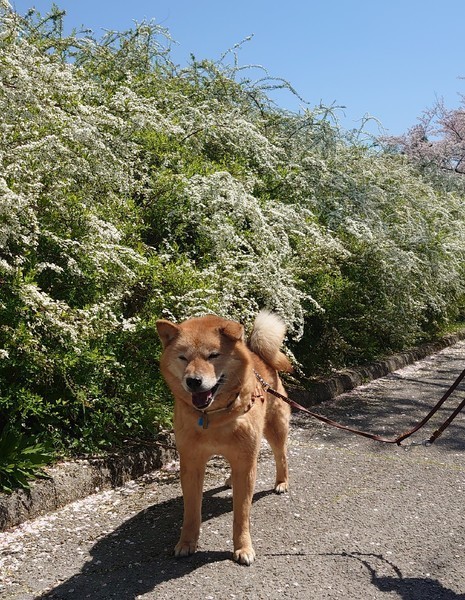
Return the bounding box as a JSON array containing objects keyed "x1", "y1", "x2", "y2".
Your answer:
[{"x1": 38, "y1": 485, "x2": 273, "y2": 599}]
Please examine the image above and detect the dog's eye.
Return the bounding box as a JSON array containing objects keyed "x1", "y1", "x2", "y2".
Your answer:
[
  {"x1": 178, "y1": 355, "x2": 188, "y2": 362},
  {"x1": 208, "y1": 352, "x2": 220, "y2": 360}
]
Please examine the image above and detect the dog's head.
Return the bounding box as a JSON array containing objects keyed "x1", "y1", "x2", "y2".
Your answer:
[{"x1": 156, "y1": 315, "x2": 250, "y2": 410}]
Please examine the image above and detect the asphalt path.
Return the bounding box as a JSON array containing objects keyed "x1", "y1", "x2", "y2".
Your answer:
[{"x1": 1, "y1": 342, "x2": 465, "y2": 599}]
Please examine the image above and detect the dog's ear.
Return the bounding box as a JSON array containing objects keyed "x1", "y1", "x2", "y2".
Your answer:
[
  {"x1": 219, "y1": 320, "x2": 245, "y2": 342},
  {"x1": 156, "y1": 319, "x2": 180, "y2": 348}
]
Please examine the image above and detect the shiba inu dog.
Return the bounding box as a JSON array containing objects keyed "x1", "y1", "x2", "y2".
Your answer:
[{"x1": 156, "y1": 310, "x2": 292, "y2": 565}]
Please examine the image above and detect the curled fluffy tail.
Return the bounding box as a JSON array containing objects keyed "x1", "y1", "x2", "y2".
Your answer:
[{"x1": 248, "y1": 310, "x2": 293, "y2": 372}]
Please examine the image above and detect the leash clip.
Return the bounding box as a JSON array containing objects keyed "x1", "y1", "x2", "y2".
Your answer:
[{"x1": 403, "y1": 439, "x2": 432, "y2": 451}]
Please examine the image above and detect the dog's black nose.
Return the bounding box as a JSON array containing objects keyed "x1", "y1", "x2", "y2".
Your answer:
[{"x1": 186, "y1": 376, "x2": 203, "y2": 391}]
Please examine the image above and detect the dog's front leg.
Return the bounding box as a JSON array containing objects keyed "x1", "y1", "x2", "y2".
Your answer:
[
  {"x1": 175, "y1": 454, "x2": 206, "y2": 558},
  {"x1": 230, "y1": 459, "x2": 257, "y2": 566}
]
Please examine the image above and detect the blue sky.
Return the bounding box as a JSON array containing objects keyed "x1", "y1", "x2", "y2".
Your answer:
[{"x1": 12, "y1": 0, "x2": 465, "y2": 136}]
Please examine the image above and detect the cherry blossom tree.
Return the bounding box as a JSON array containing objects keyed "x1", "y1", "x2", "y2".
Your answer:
[{"x1": 383, "y1": 94, "x2": 465, "y2": 175}]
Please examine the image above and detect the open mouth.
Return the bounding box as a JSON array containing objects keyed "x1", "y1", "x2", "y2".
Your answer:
[{"x1": 191, "y1": 377, "x2": 223, "y2": 410}]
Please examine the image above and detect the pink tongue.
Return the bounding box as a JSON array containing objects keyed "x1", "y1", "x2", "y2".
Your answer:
[{"x1": 192, "y1": 391, "x2": 213, "y2": 408}]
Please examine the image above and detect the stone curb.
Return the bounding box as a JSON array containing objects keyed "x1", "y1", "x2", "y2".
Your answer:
[
  {"x1": 288, "y1": 330, "x2": 465, "y2": 406},
  {"x1": 2, "y1": 330, "x2": 465, "y2": 532},
  {"x1": 0, "y1": 434, "x2": 177, "y2": 532}
]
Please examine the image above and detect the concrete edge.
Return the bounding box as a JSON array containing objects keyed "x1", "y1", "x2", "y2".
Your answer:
[
  {"x1": 0, "y1": 433, "x2": 177, "y2": 532},
  {"x1": 2, "y1": 329, "x2": 465, "y2": 532},
  {"x1": 288, "y1": 330, "x2": 465, "y2": 406}
]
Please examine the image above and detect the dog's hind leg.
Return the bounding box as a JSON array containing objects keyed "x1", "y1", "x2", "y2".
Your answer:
[
  {"x1": 222, "y1": 458, "x2": 232, "y2": 488},
  {"x1": 264, "y1": 400, "x2": 290, "y2": 494}
]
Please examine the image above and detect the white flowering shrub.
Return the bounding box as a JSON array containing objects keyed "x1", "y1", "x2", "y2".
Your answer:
[
  {"x1": 0, "y1": 7, "x2": 173, "y2": 457},
  {"x1": 292, "y1": 145, "x2": 465, "y2": 369},
  {"x1": 1, "y1": 4, "x2": 465, "y2": 482}
]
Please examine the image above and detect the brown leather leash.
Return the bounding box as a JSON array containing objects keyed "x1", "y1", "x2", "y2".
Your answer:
[{"x1": 254, "y1": 367, "x2": 465, "y2": 447}]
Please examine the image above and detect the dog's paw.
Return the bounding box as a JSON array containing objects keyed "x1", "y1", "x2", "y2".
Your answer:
[
  {"x1": 232, "y1": 546, "x2": 256, "y2": 566},
  {"x1": 174, "y1": 540, "x2": 197, "y2": 558},
  {"x1": 274, "y1": 481, "x2": 289, "y2": 494}
]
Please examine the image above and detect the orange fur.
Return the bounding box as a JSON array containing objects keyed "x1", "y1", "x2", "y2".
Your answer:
[{"x1": 156, "y1": 311, "x2": 291, "y2": 565}]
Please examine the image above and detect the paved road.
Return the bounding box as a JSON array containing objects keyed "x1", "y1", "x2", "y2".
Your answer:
[{"x1": 1, "y1": 342, "x2": 465, "y2": 600}]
